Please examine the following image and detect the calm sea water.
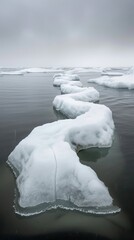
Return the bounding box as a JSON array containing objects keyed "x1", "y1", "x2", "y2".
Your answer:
[{"x1": 0, "y1": 72, "x2": 134, "y2": 240}]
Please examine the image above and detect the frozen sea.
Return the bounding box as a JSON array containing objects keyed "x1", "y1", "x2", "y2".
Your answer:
[{"x1": 0, "y1": 69, "x2": 134, "y2": 240}]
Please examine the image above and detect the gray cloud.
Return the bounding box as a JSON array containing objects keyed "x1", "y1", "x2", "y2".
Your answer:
[{"x1": 0, "y1": 0, "x2": 134, "y2": 67}]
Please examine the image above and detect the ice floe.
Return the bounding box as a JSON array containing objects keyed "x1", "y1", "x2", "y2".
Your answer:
[
  {"x1": 66, "y1": 67, "x2": 102, "y2": 74},
  {"x1": 88, "y1": 73, "x2": 134, "y2": 90},
  {"x1": 53, "y1": 90, "x2": 99, "y2": 118},
  {"x1": 8, "y1": 104, "x2": 114, "y2": 209},
  {"x1": 8, "y1": 72, "x2": 120, "y2": 215},
  {"x1": 0, "y1": 68, "x2": 64, "y2": 75},
  {"x1": 53, "y1": 73, "x2": 81, "y2": 87},
  {"x1": 60, "y1": 84, "x2": 88, "y2": 94},
  {"x1": 20, "y1": 68, "x2": 64, "y2": 74},
  {"x1": 0, "y1": 70, "x2": 24, "y2": 75}
]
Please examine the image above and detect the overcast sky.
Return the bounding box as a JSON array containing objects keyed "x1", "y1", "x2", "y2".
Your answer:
[{"x1": 0, "y1": 0, "x2": 134, "y2": 67}]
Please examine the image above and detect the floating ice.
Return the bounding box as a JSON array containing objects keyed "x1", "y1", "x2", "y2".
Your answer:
[
  {"x1": 53, "y1": 73, "x2": 81, "y2": 87},
  {"x1": 66, "y1": 67, "x2": 102, "y2": 74},
  {"x1": 8, "y1": 73, "x2": 119, "y2": 215},
  {"x1": 60, "y1": 85, "x2": 99, "y2": 97},
  {"x1": 102, "y1": 71, "x2": 123, "y2": 76},
  {"x1": 53, "y1": 89, "x2": 99, "y2": 118},
  {"x1": 88, "y1": 73, "x2": 134, "y2": 90},
  {"x1": 0, "y1": 70, "x2": 24, "y2": 75},
  {"x1": 20, "y1": 68, "x2": 64, "y2": 74},
  {"x1": 8, "y1": 103, "x2": 114, "y2": 209},
  {"x1": 60, "y1": 84, "x2": 88, "y2": 94},
  {"x1": 0, "y1": 68, "x2": 64, "y2": 75}
]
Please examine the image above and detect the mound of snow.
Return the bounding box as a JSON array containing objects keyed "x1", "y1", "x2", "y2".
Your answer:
[{"x1": 88, "y1": 74, "x2": 134, "y2": 89}]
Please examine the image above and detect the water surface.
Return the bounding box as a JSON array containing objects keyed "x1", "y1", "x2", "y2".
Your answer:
[{"x1": 0, "y1": 72, "x2": 134, "y2": 239}]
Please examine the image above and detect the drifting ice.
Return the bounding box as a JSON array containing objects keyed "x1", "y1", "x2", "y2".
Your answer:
[
  {"x1": 88, "y1": 73, "x2": 134, "y2": 90},
  {"x1": 8, "y1": 72, "x2": 120, "y2": 215},
  {"x1": 53, "y1": 73, "x2": 82, "y2": 87}
]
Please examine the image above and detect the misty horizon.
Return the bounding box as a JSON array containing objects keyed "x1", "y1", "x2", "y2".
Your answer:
[{"x1": 0, "y1": 0, "x2": 134, "y2": 68}]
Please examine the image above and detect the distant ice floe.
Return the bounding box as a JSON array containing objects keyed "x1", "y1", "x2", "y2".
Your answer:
[
  {"x1": 102, "y1": 71, "x2": 123, "y2": 76},
  {"x1": 20, "y1": 68, "x2": 64, "y2": 74},
  {"x1": 8, "y1": 72, "x2": 120, "y2": 216},
  {"x1": 88, "y1": 72, "x2": 134, "y2": 90},
  {"x1": 101, "y1": 67, "x2": 125, "y2": 76},
  {"x1": 0, "y1": 68, "x2": 64, "y2": 76},
  {"x1": 66, "y1": 67, "x2": 102, "y2": 75},
  {"x1": 0, "y1": 70, "x2": 24, "y2": 76}
]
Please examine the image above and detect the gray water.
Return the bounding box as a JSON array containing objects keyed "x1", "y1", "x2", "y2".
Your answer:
[{"x1": 0, "y1": 72, "x2": 134, "y2": 239}]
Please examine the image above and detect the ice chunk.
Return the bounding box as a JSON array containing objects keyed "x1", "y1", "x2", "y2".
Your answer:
[
  {"x1": 0, "y1": 70, "x2": 24, "y2": 75},
  {"x1": 60, "y1": 84, "x2": 98, "y2": 95},
  {"x1": 88, "y1": 74, "x2": 134, "y2": 89},
  {"x1": 53, "y1": 73, "x2": 81, "y2": 87},
  {"x1": 20, "y1": 68, "x2": 64, "y2": 74},
  {"x1": 53, "y1": 88, "x2": 100, "y2": 118},
  {"x1": 67, "y1": 67, "x2": 102, "y2": 74},
  {"x1": 61, "y1": 84, "x2": 88, "y2": 94},
  {"x1": 8, "y1": 102, "x2": 114, "y2": 209},
  {"x1": 102, "y1": 71, "x2": 123, "y2": 76}
]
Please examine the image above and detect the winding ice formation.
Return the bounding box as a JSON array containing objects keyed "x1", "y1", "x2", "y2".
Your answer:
[{"x1": 8, "y1": 73, "x2": 120, "y2": 215}]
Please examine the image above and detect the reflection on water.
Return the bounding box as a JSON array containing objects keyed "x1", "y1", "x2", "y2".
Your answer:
[{"x1": 0, "y1": 72, "x2": 134, "y2": 239}]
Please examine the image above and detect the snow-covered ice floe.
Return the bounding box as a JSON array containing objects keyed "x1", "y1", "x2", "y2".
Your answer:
[
  {"x1": 88, "y1": 73, "x2": 134, "y2": 90},
  {"x1": 0, "y1": 70, "x2": 24, "y2": 76},
  {"x1": 20, "y1": 68, "x2": 64, "y2": 74},
  {"x1": 8, "y1": 73, "x2": 120, "y2": 216},
  {"x1": 0, "y1": 68, "x2": 64, "y2": 75},
  {"x1": 66, "y1": 67, "x2": 102, "y2": 75},
  {"x1": 53, "y1": 88, "x2": 99, "y2": 118},
  {"x1": 53, "y1": 73, "x2": 82, "y2": 87}
]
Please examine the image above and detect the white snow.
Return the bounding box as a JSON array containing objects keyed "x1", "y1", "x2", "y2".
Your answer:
[
  {"x1": 53, "y1": 88, "x2": 99, "y2": 118},
  {"x1": 8, "y1": 102, "x2": 114, "y2": 209},
  {"x1": 88, "y1": 74, "x2": 134, "y2": 89},
  {"x1": 53, "y1": 73, "x2": 81, "y2": 87},
  {"x1": 0, "y1": 68, "x2": 64, "y2": 75},
  {"x1": 20, "y1": 68, "x2": 64, "y2": 73},
  {"x1": 8, "y1": 72, "x2": 118, "y2": 214},
  {"x1": 0, "y1": 70, "x2": 24, "y2": 75},
  {"x1": 102, "y1": 71, "x2": 123, "y2": 76},
  {"x1": 67, "y1": 67, "x2": 102, "y2": 74},
  {"x1": 60, "y1": 84, "x2": 87, "y2": 94}
]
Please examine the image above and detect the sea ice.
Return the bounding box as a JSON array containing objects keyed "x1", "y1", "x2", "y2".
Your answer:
[
  {"x1": 20, "y1": 68, "x2": 64, "y2": 74},
  {"x1": 88, "y1": 74, "x2": 134, "y2": 89},
  {"x1": 60, "y1": 84, "x2": 88, "y2": 94},
  {"x1": 67, "y1": 67, "x2": 102, "y2": 74},
  {"x1": 8, "y1": 102, "x2": 114, "y2": 209},
  {"x1": 0, "y1": 70, "x2": 24, "y2": 75},
  {"x1": 53, "y1": 88, "x2": 99, "y2": 118},
  {"x1": 8, "y1": 72, "x2": 118, "y2": 215},
  {"x1": 53, "y1": 73, "x2": 81, "y2": 87}
]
